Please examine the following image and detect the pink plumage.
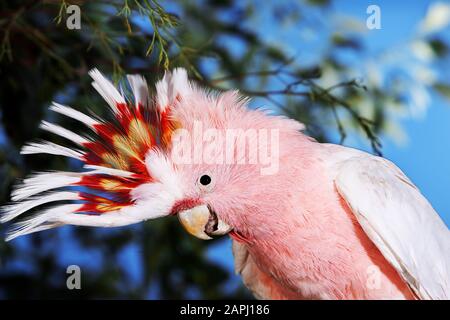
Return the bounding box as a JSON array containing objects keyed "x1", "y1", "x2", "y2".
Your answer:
[{"x1": 2, "y1": 69, "x2": 449, "y2": 299}]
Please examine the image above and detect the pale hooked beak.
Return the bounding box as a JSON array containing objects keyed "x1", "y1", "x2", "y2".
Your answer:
[{"x1": 178, "y1": 204, "x2": 232, "y2": 240}]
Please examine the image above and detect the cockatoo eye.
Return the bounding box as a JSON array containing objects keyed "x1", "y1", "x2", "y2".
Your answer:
[
  {"x1": 197, "y1": 174, "x2": 214, "y2": 192},
  {"x1": 199, "y1": 175, "x2": 212, "y2": 186}
]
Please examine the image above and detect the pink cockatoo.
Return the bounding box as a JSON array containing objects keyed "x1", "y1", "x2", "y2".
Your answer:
[{"x1": 2, "y1": 69, "x2": 449, "y2": 300}]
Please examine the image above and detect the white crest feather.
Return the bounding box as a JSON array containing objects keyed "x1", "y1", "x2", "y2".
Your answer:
[
  {"x1": 83, "y1": 164, "x2": 135, "y2": 178},
  {"x1": 11, "y1": 172, "x2": 82, "y2": 201},
  {"x1": 49, "y1": 102, "x2": 98, "y2": 128},
  {"x1": 21, "y1": 141, "x2": 84, "y2": 159},
  {"x1": 54, "y1": 209, "x2": 142, "y2": 227},
  {"x1": 40, "y1": 121, "x2": 88, "y2": 145},
  {"x1": 1, "y1": 191, "x2": 80, "y2": 223},
  {"x1": 5, "y1": 204, "x2": 81, "y2": 241},
  {"x1": 89, "y1": 68, "x2": 126, "y2": 112},
  {"x1": 155, "y1": 68, "x2": 190, "y2": 111},
  {"x1": 127, "y1": 74, "x2": 149, "y2": 108},
  {"x1": 12, "y1": 167, "x2": 135, "y2": 202}
]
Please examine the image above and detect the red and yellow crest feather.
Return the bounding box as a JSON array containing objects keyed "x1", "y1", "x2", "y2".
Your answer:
[{"x1": 1, "y1": 68, "x2": 189, "y2": 240}]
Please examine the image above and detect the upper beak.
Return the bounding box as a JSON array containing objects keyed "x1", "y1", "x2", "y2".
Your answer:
[{"x1": 178, "y1": 204, "x2": 232, "y2": 240}]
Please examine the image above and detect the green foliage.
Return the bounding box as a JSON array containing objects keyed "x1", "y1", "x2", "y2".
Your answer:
[{"x1": 434, "y1": 83, "x2": 450, "y2": 101}]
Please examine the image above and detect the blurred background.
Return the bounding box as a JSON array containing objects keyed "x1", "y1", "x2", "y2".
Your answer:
[{"x1": 0, "y1": 0, "x2": 449, "y2": 299}]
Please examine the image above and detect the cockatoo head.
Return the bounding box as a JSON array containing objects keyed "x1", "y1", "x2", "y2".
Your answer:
[{"x1": 1, "y1": 68, "x2": 304, "y2": 243}]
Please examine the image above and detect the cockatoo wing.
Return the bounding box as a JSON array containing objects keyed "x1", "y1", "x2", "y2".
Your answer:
[{"x1": 333, "y1": 152, "x2": 450, "y2": 300}]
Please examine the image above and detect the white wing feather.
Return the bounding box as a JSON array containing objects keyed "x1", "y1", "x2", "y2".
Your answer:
[{"x1": 332, "y1": 150, "x2": 450, "y2": 300}]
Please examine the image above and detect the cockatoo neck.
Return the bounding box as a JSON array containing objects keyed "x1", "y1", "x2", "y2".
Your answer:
[{"x1": 227, "y1": 136, "x2": 323, "y2": 245}]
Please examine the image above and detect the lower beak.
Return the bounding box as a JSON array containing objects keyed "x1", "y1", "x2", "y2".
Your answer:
[{"x1": 178, "y1": 204, "x2": 232, "y2": 240}]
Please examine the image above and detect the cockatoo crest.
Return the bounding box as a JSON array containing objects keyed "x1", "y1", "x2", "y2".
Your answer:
[{"x1": 1, "y1": 68, "x2": 191, "y2": 240}]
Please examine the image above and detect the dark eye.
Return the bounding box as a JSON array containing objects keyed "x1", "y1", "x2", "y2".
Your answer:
[{"x1": 199, "y1": 175, "x2": 212, "y2": 186}]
